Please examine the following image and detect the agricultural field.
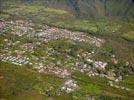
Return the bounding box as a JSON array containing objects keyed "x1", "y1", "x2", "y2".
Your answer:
[{"x1": 0, "y1": 0, "x2": 134, "y2": 100}]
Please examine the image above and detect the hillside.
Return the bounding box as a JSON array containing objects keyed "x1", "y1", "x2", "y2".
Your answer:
[
  {"x1": 0, "y1": 0, "x2": 134, "y2": 100},
  {"x1": 42, "y1": 0, "x2": 134, "y2": 19},
  {"x1": 1, "y1": 0, "x2": 134, "y2": 19}
]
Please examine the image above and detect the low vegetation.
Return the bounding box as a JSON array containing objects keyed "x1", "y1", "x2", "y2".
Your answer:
[{"x1": 122, "y1": 31, "x2": 134, "y2": 42}]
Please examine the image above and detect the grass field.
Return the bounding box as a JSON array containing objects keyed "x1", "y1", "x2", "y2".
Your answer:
[
  {"x1": 1, "y1": 62, "x2": 134, "y2": 100},
  {"x1": 0, "y1": 62, "x2": 65, "y2": 100}
]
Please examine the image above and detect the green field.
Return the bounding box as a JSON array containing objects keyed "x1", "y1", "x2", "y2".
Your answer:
[{"x1": 1, "y1": 62, "x2": 134, "y2": 100}]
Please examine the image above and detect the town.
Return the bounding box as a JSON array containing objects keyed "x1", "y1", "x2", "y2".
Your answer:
[{"x1": 0, "y1": 19, "x2": 133, "y2": 98}]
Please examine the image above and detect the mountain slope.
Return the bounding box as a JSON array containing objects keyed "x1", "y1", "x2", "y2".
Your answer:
[
  {"x1": 1, "y1": 0, "x2": 134, "y2": 19},
  {"x1": 37, "y1": 0, "x2": 134, "y2": 19}
]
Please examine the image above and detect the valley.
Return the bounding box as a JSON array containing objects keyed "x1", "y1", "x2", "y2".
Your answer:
[{"x1": 0, "y1": 0, "x2": 134, "y2": 100}]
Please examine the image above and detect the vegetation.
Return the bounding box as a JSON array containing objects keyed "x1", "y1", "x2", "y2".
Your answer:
[
  {"x1": 0, "y1": 0, "x2": 134, "y2": 100},
  {"x1": 0, "y1": 62, "x2": 64, "y2": 100},
  {"x1": 122, "y1": 31, "x2": 134, "y2": 42}
]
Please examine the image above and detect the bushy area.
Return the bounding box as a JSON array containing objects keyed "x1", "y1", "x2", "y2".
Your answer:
[
  {"x1": 122, "y1": 31, "x2": 134, "y2": 42},
  {"x1": 0, "y1": 62, "x2": 64, "y2": 100}
]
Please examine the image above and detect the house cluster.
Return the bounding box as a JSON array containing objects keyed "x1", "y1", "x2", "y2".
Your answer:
[
  {"x1": 74, "y1": 61, "x2": 107, "y2": 77},
  {"x1": 75, "y1": 61, "x2": 91, "y2": 73},
  {"x1": 93, "y1": 61, "x2": 107, "y2": 69},
  {"x1": 34, "y1": 63, "x2": 70, "y2": 78},
  {"x1": 3, "y1": 39, "x2": 21, "y2": 47},
  {"x1": 0, "y1": 20, "x2": 6, "y2": 33},
  {"x1": 20, "y1": 43, "x2": 36, "y2": 52},
  {"x1": 0, "y1": 54, "x2": 32, "y2": 66},
  {"x1": 61, "y1": 79, "x2": 77, "y2": 93},
  {"x1": 108, "y1": 81, "x2": 131, "y2": 91},
  {"x1": 111, "y1": 54, "x2": 118, "y2": 65},
  {"x1": 1, "y1": 20, "x2": 105, "y2": 48},
  {"x1": 72, "y1": 53, "x2": 118, "y2": 80},
  {"x1": 75, "y1": 58, "x2": 107, "y2": 72},
  {"x1": 36, "y1": 26, "x2": 104, "y2": 47},
  {"x1": 1, "y1": 20, "x2": 35, "y2": 36},
  {"x1": 92, "y1": 37, "x2": 105, "y2": 47}
]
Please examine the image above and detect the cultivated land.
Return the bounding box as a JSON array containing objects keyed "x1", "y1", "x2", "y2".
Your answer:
[{"x1": 0, "y1": 1, "x2": 134, "y2": 100}]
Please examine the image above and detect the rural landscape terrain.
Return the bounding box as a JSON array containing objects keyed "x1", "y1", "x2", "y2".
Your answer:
[{"x1": 0, "y1": 0, "x2": 134, "y2": 100}]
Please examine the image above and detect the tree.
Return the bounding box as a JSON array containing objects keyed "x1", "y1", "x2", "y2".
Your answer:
[
  {"x1": 0, "y1": 0, "x2": 4, "y2": 12},
  {"x1": 104, "y1": 0, "x2": 107, "y2": 16},
  {"x1": 66, "y1": 0, "x2": 80, "y2": 17}
]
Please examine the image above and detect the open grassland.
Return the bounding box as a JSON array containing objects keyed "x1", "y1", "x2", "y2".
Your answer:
[
  {"x1": 0, "y1": 62, "x2": 134, "y2": 100},
  {"x1": 0, "y1": 62, "x2": 64, "y2": 100},
  {"x1": 72, "y1": 72, "x2": 134, "y2": 100}
]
